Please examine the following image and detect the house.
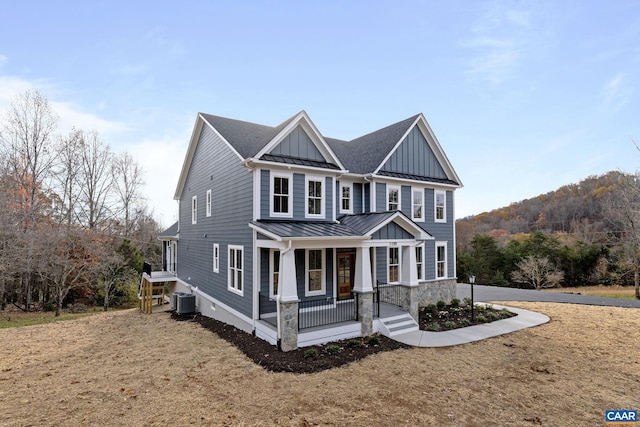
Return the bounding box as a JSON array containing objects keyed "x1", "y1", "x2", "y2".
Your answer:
[{"x1": 154, "y1": 110, "x2": 462, "y2": 351}]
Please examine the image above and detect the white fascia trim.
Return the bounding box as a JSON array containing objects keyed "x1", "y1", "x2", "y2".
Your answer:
[
  {"x1": 243, "y1": 158, "x2": 347, "y2": 175},
  {"x1": 373, "y1": 115, "x2": 421, "y2": 175},
  {"x1": 370, "y1": 173, "x2": 461, "y2": 189},
  {"x1": 175, "y1": 114, "x2": 245, "y2": 200},
  {"x1": 366, "y1": 211, "x2": 433, "y2": 241},
  {"x1": 249, "y1": 223, "x2": 283, "y2": 241},
  {"x1": 415, "y1": 114, "x2": 463, "y2": 187}
]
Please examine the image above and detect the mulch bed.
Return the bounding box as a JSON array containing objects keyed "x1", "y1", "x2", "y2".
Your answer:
[{"x1": 172, "y1": 312, "x2": 409, "y2": 374}]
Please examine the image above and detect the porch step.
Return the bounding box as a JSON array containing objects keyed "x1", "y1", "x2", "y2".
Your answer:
[{"x1": 379, "y1": 313, "x2": 419, "y2": 337}]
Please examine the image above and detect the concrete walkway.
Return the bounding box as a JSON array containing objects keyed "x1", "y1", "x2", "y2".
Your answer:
[
  {"x1": 392, "y1": 284, "x2": 639, "y2": 348},
  {"x1": 392, "y1": 304, "x2": 549, "y2": 347}
]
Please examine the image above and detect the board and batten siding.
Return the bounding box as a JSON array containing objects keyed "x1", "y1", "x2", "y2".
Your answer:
[
  {"x1": 421, "y1": 189, "x2": 455, "y2": 279},
  {"x1": 269, "y1": 125, "x2": 324, "y2": 161},
  {"x1": 380, "y1": 126, "x2": 447, "y2": 180},
  {"x1": 178, "y1": 124, "x2": 254, "y2": 318}
]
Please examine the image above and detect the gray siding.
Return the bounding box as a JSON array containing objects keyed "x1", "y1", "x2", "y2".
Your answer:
[
  {"x1": 376, "y1": 182, "x2": 386, "y2": 211},
  {"x1": 177, "y1": 124, "x2": 254, "y2": 317},
  {"x1": 363, "y1": 183, "x2": 370, "y2": 213},
  {"x1": 381, "y1": 126, "x2": 447, "y2": 179},
  {"x1": 375, "y1": 247, "x2": 387, "y2": 284},
  {"x1": 353, "y1": 183, "x2": 363, "y2": 214},
  {"x1": 421, "y1": 189, "x2": 455, "y2": 279},
  {"x1": 371, "y1": 222, "x2": 413, "y2": 240},
  {"x1": 261, "y1": 171, "x2": 334, "y2": 221},
  {"x1": 270, "y1": 125, "x2": 324, "y2": 161},
  {"x1": 294, "y1": 248, "x2": 334, "y2": 301}
]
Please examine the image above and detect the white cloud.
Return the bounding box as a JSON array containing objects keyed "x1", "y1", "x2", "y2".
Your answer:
[
  {"x1": 50, "y1": 100, "x2": 126, "y2": 136},
  {"x1": 601, "y1": 73, "x2": 633, "y2": 113}
]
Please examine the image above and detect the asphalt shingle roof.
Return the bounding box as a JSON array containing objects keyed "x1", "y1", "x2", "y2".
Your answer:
[{"x1": 158, "y1": 221, "x2": 179, "y2": 238}]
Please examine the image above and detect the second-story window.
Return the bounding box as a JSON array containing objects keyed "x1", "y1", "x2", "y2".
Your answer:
[
  {"x1": 387, "y1": 185, "x2": 400, "y2": 211},
  {"x1": 435, "y1": 190, "x2": 446, "y2": 222},
  {"x1": 340, "y1": 183, "x2": 352, "y2": 213},
  {"x1": 412, "y1": 188, "x2": 424, "y2": 221},
  {"x1": 206, "y1": 189, "x2": 212, "y2": 217},
  {"x1": 306, "y1": 176, "x2": 324, "y2": 217},
  {"x1": 271, "y1": 172, "x2": 292, "y2": 217}
]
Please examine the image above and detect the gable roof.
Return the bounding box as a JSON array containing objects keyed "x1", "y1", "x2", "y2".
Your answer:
[{"x1": 158, "y1": 221, "x2": 179, "y2": 240}]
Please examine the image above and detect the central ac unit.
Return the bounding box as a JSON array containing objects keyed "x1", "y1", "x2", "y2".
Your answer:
[{"x1": 176, "y1": 293, "x2": 196, "y2": 315}]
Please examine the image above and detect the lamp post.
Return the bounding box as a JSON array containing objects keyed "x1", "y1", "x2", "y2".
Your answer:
[{"x1": 469, "y1": 275, "x2": 476, "y2": 322}]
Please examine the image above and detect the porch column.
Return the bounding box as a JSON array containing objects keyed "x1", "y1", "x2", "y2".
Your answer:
[
  {"x1": 401, "y1": 245, "x2": 420, "y2": 321},
  {"x1": 353, "y1": 246, "x2": 373, "y2": 292},
  {"x1": 278, "y1": 247, "x2": 299, "y2": 352},
  {"x1": 401, "y1": 245, "x2": 418, "y2": 287},
  {"x1": 354, "y1": 246, "x2": 374, "y2": 336}
]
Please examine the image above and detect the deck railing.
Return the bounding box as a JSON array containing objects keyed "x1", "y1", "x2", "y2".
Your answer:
[
  {"x1": 298, "y1": 295, "x2": 357, "y2": 330},
  {"x1": 375, "y1": 281, "x2": 405, "y2": 317}
]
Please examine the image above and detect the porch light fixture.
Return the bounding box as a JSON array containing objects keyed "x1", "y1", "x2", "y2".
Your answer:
[{"x1": 469, "y1": 275, "x2": 476, "y2": 322}]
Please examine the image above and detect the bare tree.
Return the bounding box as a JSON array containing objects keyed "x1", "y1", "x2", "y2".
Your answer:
[
  {"x1": 511, "y1": 255, "x2": 564, "y2": 289},
  {"x1": 112, "y1": 152, "x2": 145, "y2": 237},
  {"x1": 77, "y1": 130, "x2": 114, "y2": 231},
  {"x1": 0, "y1": 89, "x2": 59, "y2": 310},
  {"x1": 52, "y1": 128, "x2": 83, "y2": 226},
  {"x1": 99, "y1": 252, "x2": 137, "y2": 311},
  {"x1": 605, "y1": 171, "x2": 640, "y2": 299}
]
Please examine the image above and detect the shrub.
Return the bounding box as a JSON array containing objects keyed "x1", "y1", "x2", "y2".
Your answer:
[
  {"x1": 366, "y1": 335, "x2": 381, "y2": 346},
  {"x1": 459, "y1": 318, "x2": 471, "y2": 327},
  {"x1": 486, "y1": 312, "x2": 499, "y2": 321},
  {"x1": 425, "y1": 303, "x2": 438, "y2": 316},
  {"x1": 444, "y1": 321, "x2": 457, "y2": 329},
  {"x1": 326, "y1": 344, "x2": 341, "y2": 354},
  {"x1": 463, "y1": 297, "x2": 472, "y2": 306},
  {"x1": 476, "y1": 315, "x2": 487, "y2": 323},
  {"x1": 303, "y1": 348, "x2": 319, "y2": 358},
  {"x1": 347, "y1": 338, "x2": 363, "y2": 348},
  {"x1": 501, "y1": 308, "x2": 512, "y2": 317},
  {"x1": 425, "y1": 322, "x2": 441, "y2": 332},
  {"x1": 450, "y1": 298, "x2": 460, "y2": 308},
  {"x1": 436, "y1": 300, "x2": 446, "y2": 310}
]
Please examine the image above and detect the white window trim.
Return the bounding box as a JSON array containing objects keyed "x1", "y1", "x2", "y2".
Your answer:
[
  {"x1": 269, "y1": 249, "x2": 280, "y2": 298},
  {"x1": 412, "y1": 187, "x2": 424, "y2": 222},
  {"x1": 305, "y1": 175, "x2": 325, "y2": 219},
  {"x1": 416, "y1": 244, "x2": 424, "y2": 281},
  {"x1": 191, "y1": 195, "x2": 197, "y2": 224},
  {"x1": 387, "y1": 185, "x2": 401, "y2": 211},
  {"x1": 436, "y1": 241, "x2": 448, "y2": 279},
  {"x1": 206, "y1": 189, "x2": 212, "y2": 217},
  {"x1": 388, "y1": 246, "x2": 400, "y2": 284},
  {"x1": 213, "y1": 243, "x2": 219, "y2": 273},
  {"x1": 435, "y1": 190, "x2": 447, "y2": 223},
  {"x1": 305, "y1": 249, "x2": 325, "y2": 297},
  {"x1": 270, "y1": 172, "x2": 293, "y2": 218},
  {"x1": 339, "y1": 182, "x2": 353, "y2": 214},
  {"x1": 228, "y1": 245, "x2": 244, "y2": 296}
]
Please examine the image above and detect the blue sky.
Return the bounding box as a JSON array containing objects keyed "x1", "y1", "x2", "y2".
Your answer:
[{"x1": 1, "y1": 1, "x2": 639, "y2": 227}]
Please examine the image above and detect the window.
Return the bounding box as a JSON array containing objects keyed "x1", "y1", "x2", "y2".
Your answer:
[
  {"x1": 306, "y1": 249, "x2": 325, "y2": 295},
  {"x1": 228, "y1": 245, "x2": 243, "y2": 295},
  {"x1": 271, "y1": 173, "x2": 292, "y2": 217},
  {"x1": 412, "y1": 188, "x2": 424, "y2": 221},
  {"x1": 436, "y1": 242, "x2": 447, "y2": 279},
  {"x1": 340, "y1": 183, "x2": 352, "y2": 213},
  {"x1": 387, "y1": 185, "x2": 400, "y2": 211},
  {"x1": 191, "y1": 196, "x2": 197, "y2": 224},
  {"x1": 306, "y1": 176, "x2": 324, "y2": 217},
  {"x1": 206, "y1": 189, "x2": 212, "y2": 217},
  {"x1": 416, "y1": 245, "x2": 424, "y2": 280},
  {"x1": 213, "y1": 244, "x2": 219, "y2": 273},
  {"x1": 388, "y1": 247, "x2": 399, "y2": 283},
  {"x1": 435, "y1": 190, "x2": 446, "y2": 222},
  {"x1": 270, "y1": 249, "x2": 280, "y2": 297}
]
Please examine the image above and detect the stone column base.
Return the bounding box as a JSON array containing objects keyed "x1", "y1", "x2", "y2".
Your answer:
[
  {"x1": 278, "y1": 300, "x2": 299, "y2": 352},
  {"x1": 355, "y1": 291, "x2": 374, "y2": 337}
]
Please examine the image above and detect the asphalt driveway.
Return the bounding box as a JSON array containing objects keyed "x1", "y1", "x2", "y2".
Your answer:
[{"x1": 456, "y1": 283, "x2": 640, "y2": 308}]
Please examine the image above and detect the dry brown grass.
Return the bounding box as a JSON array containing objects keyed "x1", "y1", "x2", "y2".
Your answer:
[
  {"x1": 0, "y1": 302, "x2": 638, "y2": 426},
  {"x1": 542, "y1": 285, "x2": 638, "y2": 299}
]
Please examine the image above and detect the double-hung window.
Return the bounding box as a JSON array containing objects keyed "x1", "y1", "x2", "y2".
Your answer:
[
  {"x1": 270, "y1": 249, "x2": 280, "y2": 298},
  {"x1": 340, "y1": 183, "x2": 352, "y2": 213},
  {"x1": 271, "y1": 172, "x2": 292, "y2": 217},
  {"x1": 436, "y1": 242, "x2": 447, "y2": 279},
  {"x1": 416, "y1": 245, "x2": 424, "y2": 280},
  {"x1": 306, "y1": 176, "x2": 324, "y2": 218},
  {"x1": 191, "y1": 195, "x2": 197, "y2": 224},
  {"x1": 228, "y1": 245, "x2": 243, "y2": 295},
  {"x1": 435, "y1": 190, "x2": 446, "y2": 222},
  {"x1": 387, "y1": 185, "x2": 400, "y2": 211},
  {"x1": 306, "y1": 249, "x2": 324, "y2": 295},
  {"x1": 412, "y1": 188, "x2": 424, "y2": 221},
  {"x1": 213, "y1": 244, "x2": 219, "y2": 273},
  {"x1": 388, "y1": 247, "x2": 400, "y2": 283},
  {"x1": 206, "y1": 189, "x2": 212, "y2": 217}
]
